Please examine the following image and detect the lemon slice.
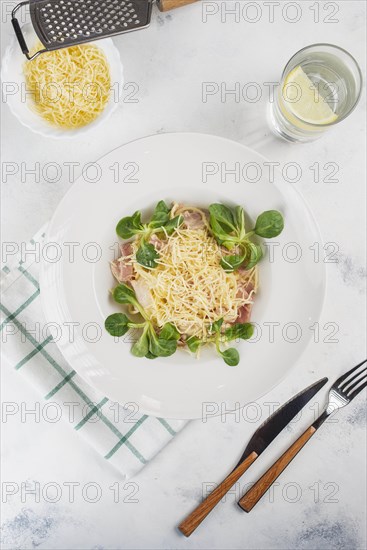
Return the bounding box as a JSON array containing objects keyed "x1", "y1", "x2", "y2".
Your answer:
[{"x1": 282, "y1": 66, "x2": 338, "y2": 125}]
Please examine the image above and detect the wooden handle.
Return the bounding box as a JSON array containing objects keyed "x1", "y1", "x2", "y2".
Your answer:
[
  {"x1": 178, "y1": 451, "x2": 257, "y2": 537},
  {"x1": 238, "y1": 426, "x2": 316, "y2": 513},
  {"x1": 157, "y1": 0, "x2": 199, "y2": 12}
]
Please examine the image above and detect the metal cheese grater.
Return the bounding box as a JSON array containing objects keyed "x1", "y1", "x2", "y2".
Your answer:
[{"x1": 12, "y1": 0, "x2": 198, "y2": 60}]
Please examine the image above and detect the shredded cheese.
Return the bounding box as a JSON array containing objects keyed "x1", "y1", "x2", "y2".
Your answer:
[
  {"x1": 131, "y1": 219, "x2": 258, "y2": 340},
  {"x1": 24, "y1": 41, "x2": 111, "y2": 129}
]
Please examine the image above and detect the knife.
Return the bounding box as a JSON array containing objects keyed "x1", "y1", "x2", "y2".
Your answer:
[{"x1": 178, "y1": 377, "x2": 328, "y2": 537}]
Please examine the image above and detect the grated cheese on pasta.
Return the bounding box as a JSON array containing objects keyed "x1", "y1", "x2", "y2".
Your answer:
[{"x1": 132, "y1": 225, "x2": 258, "y2": 340}]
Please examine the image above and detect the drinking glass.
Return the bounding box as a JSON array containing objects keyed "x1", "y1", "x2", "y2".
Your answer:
[{"x1": 269, "y1": 44, "x2": 363, "y2": 143}]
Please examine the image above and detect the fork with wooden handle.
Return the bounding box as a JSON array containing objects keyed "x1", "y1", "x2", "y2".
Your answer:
[{"x1": 238, "y1": 359, "x2": 367, "y2": 513}]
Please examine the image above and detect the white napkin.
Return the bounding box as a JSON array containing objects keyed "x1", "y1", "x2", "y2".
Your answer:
[{"x1": 0, "y1": 226, "x2": 188, "y2": 479}]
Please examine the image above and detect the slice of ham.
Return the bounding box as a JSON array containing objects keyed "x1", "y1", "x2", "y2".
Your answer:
[
  {"x1": 182, "y1": 209, "x2": 206, "y2": 230},
  {"x1": 131, "y1": 279, "x2": 153, "y2": 310},
  {"x1": 236, "y1": 281, "x2": 254, "y2": 300},
  {"x1": 236, "y1": 303, "x2": 253, "y2": 323},
  {"x1": 235, "y1": 280, "x2": 255, "y2": 323},
  {"x1": 110, "y1": 242, "x2": 133, "y2": 283},
  {"x1": 149, "y1": 234, "x2": 164, "y2": 251}
]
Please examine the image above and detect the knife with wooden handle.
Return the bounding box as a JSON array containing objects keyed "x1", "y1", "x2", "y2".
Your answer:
[
  {"x1": 178, "y1": 377, "x2": 328, "y2": 537},
  {"x1": 179, "y1": 452, "x2": 258, "y2": 537}
]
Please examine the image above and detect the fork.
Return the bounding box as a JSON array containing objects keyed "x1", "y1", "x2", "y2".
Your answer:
[{"x1": 238, "y1": 359, "x2": 367, "y2": 512}]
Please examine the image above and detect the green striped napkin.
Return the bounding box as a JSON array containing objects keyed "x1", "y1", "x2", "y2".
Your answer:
[{"x1": 0, "y1": 226, "x2": 187, "y2": 479}]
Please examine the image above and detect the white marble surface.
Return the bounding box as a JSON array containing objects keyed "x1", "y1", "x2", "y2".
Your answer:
[{"x1": 1, "y1": 1, "x2": 366, "y2": 549}]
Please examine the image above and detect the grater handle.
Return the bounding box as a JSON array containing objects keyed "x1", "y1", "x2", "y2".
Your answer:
[
  {"x1": 157, "y1": 0, "x2": 199, "y2": 12},
  {"x1": 12, "y1": 18, "x2": 29, "y2": 57},
  {"x1": 12, "y1": 2, "x2": 31, "y2": 56},
  {"x1": 11, "y1": 1, "x2": 45, "y2": 60}
]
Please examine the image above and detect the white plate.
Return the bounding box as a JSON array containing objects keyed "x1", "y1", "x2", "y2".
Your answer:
[
  {"x1": 1, "y1": 24, "x2": 123, "y2": 139},
  {"x1": 40, "y1": 133, "x2": 325, "y2": 419}
]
